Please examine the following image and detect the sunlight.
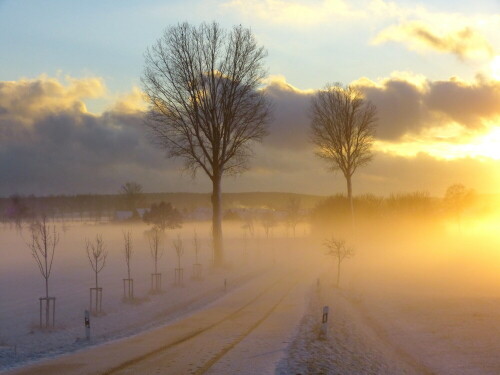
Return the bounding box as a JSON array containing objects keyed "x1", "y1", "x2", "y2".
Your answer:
[
  {"x1": 376, "y1": 125, "x2": 500, "y2": 160},
  {"x1": 491, "y1": 55, "x2": 500, "y2": 80}
]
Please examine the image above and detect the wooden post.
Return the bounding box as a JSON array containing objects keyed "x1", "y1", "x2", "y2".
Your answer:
[
  {"x1": 174, "y1": 268, "x2": 184, "y2": 286},
  {"x1": 192, "y1": 263, "x2": 202, "y2": 280},
  {"x1": 151, "y1": 273, "x2": 162, "y2": 293},
  {"x1": 90, "y1": 288, "x2": 103, "y2": 314},
  {"x1": 39, "y1": 297, "x2": 56, "y2": 328},
  {"x1": 122, "y1": 278, "x2": 134, "y2": 300}
]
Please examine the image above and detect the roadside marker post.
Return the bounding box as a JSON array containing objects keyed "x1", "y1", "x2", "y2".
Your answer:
[
  {"x1": 320, "y1": 305, "x2": 329, "y2": 338},
  {"x1": 84, "y1": 310, "x2": 90, "y2": 340}
]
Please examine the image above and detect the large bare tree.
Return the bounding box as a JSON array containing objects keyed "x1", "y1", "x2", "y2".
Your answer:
[
  {"x1": 142, "y1": 22, "x2": 271, "y2": 266},
  {"x1": 310, "y1": 84, "x2": 377, "y2": 223}
]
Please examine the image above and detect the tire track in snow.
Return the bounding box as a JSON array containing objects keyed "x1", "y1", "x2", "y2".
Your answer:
[{"x1": 103, "y1": 271, "x2": 299, "y2": 374}]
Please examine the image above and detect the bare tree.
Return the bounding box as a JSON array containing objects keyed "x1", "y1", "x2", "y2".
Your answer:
[
  {"x1": 323, "y1": 237, "x2": 355, "y2": 287},
  {"x1": 123, "y1": 231, "x2": 133, "y2": 280},
  {"x1": 142, "y1": 22, "x2": 272, "y2": 266},
  {"x1": 143, "y1": 201, "x2": 182, "y2": 232},
  {"x1": 285, "y1": 197, "x2": 301, "y2": 237},
  {"x1": 120, "y1": 182, "x2": 143, "y2": 218},
  {"x1": 192, "y1": 230, "x2": 203, "y2": 279},
  {"x1": 261, "y1": 210, "x2": 277, "y2": 238},
  {"x1": 310, "y1": 84, "x2": 377, "y2": 225},
  {"x1": 444, "y1": 184, "x2": 475, "y2": 232},
  {"x1": 86, "y1": 235, "x2": 107, "y2": 298},
  {"x1": 147, "y1": 227, "x2": 164, "y2": 274},
  {"x1": 9, "y1": 194, "x2": 30, "y2": 230},
  {"x1": 242, "y1": 216, "x2": 255, "y2": 238},
  {"x1": 193, "y1": 230, "x2": 201, "y2": 264},
  {"x1": 173, "y1": 234, "x2": 184, "y2": 270},
  {"x1": 27, "y1": 216, "x2": 59, "y2": 327}
]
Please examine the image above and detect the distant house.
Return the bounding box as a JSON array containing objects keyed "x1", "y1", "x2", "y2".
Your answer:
[
  {"x1": 114, "y1": 210, "x2": 133, "y2": 221},
  {"x1": 114, "y1": 208, "x2": 149, "y2": 221}
]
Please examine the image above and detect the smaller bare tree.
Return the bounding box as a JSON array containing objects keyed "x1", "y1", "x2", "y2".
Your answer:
[
  {"x1": 27, "y1": 216, "x2": 59, "y2": 327},
  {"x1": 193, "y1": 230, "x2": 201, "y2": 264},
  {"x1": 122, "y1": 231, "x2": 134, "y2": 299},
  {"x1": 120, "y1": 182, "x2": 143, "y2": 218},
  {"x1": 444, "y1": 184, "x2": 475, "y2": 232},
  {"x1": 324, "y1": 237, "x2": 355, "y2": 287},
  {"x1": 192, "y1": 230, "x2": 202, "y2": 279},
  {"x1": 261, "y1": 211, "x2": 277, "y2": 238},
  {"x1": 147, "y1": 227, "x2": 164, "y2": 292},
  {"x1": 148, "y1": 228, "x2": 164, "y2": 275},
  {"x1": 242, "y1": 217, "x2": 255, "y2": 237},
  {"x1": 285, "y1": 197, "x2": 301, "y2": 237},
  {"x1": 86, "y1": 235, "x2": 107, "y2": 313},
  {"x1": 173, "y1": 234, "x2": 184, "y2": 285}
]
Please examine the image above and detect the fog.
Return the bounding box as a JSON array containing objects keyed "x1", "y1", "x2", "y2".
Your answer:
[{"x1": 1, "y1": 207, "x2": 499, "y2": 372}]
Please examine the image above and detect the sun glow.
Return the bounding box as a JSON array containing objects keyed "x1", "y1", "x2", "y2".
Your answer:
[
  {"x1": 376, "y1": 125, "x2": 500, "y2": 160},
  {"x1": 491, "y1": 55, "x2": 500, "y2": 80}
]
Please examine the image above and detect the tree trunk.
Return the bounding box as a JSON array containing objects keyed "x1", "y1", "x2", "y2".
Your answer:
[
  {"x1": 95, "y1": 270, "x2": 98, "y2": 311},
  {"x1": 346, "y1": 174, "x2": 354, "y2": 230},
  {"x1": 45, "y1": 276, "x2": 49, "y2": 327},
  {"x1": 211, "y1": 174, "x2": 224, "y2": 266},
  {"x1": 45, "y1": 251, "x2": 49, "y2": 327}
]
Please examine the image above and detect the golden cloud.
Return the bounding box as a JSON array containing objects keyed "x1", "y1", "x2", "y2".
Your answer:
[
  {"x1": 373, "y1": 21, "x2": 494, "y2": 60},
  {"x1": 353, "y1": 74, "x2": 500, "y2": 141},
  {"x1": 110, "y1": 87, "x2": 147, "y2": 114},
  {"x1": 0, "y1": 75, "x2": 105, "y2": 125}
]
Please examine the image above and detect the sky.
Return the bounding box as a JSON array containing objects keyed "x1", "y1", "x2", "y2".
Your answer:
[{"x1": 0, "y1": 0, "x2": 499, "y2": 197}]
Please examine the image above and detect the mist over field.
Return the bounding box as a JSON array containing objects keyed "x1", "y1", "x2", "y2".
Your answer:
[
  {"x1": 1, "y1": 0, "x2": 500, "y2": 373},
  {"x1": 1, "y1": 191, "x2": 499, "y2": 374}
]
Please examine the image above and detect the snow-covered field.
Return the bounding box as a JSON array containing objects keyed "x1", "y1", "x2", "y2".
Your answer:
[
  {"x1": 278, "y1": 220, "x2": 500, "y2": 375},
  {"x1": 0, "y1": 221, "x2": 306, "y2": 371},
  {"x1": 1, "y1": 218, "x2": 499, "y2": 374}
]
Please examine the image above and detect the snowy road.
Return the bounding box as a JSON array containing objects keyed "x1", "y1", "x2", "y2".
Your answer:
[{"x1": 4, "y1": 266, "x2": 315, "y2": 375}]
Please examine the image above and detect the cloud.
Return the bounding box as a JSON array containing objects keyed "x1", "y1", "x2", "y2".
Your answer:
[
  {"x1": 353, "y1": 74, "x2": 500, "y2": 140},
  {"x1": 2, "y1": 74, "x2": 500, "y2": 197},
  {"x1": 0, "y1": 76, "x2": 179, "y2": 196},
  {"x1": 424, "y1": 77, "x2": 500, "y2": 127},
  {"x1": 373, "y1": 21, "x2": 494, "y2": 60},
  {"x1": 262, "y1": 76, "x2": 314, "y2": 150},
  {"x1": 0, "y1": 76, "x2": 105, "y2": 124}
]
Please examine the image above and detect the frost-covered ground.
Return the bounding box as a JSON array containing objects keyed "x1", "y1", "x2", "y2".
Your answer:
[
  {"x1": 276, "y1": 275, "x2": 423, "y2": 375},
  {"x1": 0, "y1": 221, "x2": 300, "y2": 372},
  {"x1": 1, "y1": 219, "x2": 499, "y2": 374},
  {"x1": 276, "y1": 221, "x2": 500, "y2": 375},
  {"x1": 358, "y1": 293, "x2": 500, "y2": 375}
]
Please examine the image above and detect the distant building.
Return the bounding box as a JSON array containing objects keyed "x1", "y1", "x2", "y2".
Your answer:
[{"x1": 114, "y1": 208, "x2": 149, "y2": 221}]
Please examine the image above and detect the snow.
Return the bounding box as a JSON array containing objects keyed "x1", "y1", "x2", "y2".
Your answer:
[
  {"x1": 0, "y1": 221, "x2": 279, "y2": 371},
  {"x1": 1, "y1": 219, "x2": 499, "y2": 374},
  {"x1": 276, "y1": 275, "x2": 423, "y2": 375}
]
